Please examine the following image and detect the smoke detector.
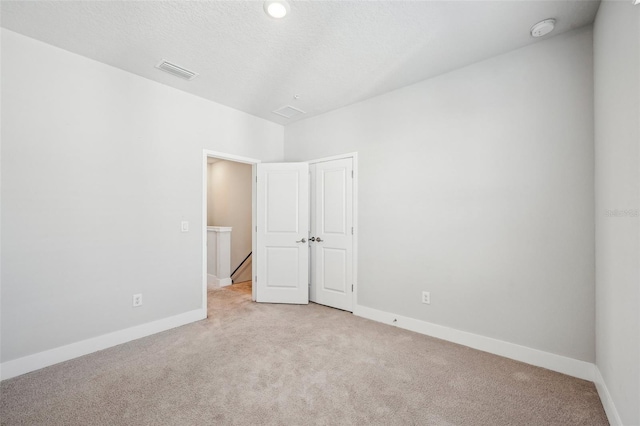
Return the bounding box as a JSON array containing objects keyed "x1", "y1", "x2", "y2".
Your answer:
[{"x1": 530, "y1": 19, "x2": 556, "y2": 38}]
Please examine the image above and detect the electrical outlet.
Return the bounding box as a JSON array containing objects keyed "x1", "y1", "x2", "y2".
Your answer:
[
  {"x1": 181, "y1": 221, "x2": 189, "y2": 232},
  {"x1": 133, "y1": 294, "x2": 142, "y2": 307},
  {"x1": 422, "y1": 291, "x2": 430, "y2": 305}
]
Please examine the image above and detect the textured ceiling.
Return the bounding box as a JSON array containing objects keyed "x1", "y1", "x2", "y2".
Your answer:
[{"x1": 1, "y1": 1, "x2": 600, "y2": 125}]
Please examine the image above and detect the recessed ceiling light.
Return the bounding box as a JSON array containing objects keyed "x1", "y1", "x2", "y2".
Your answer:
[
  {"x1": 264, "y1": 0, "x2": 290, "y2": 19},
  {"x1": 530, "y1": 19, "x2": 556, "y2": 38},
  {"x1": 634, "y1": 0, "x2": 640, "y2": 5}
]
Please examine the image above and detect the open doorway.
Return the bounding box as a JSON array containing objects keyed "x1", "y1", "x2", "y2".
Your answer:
[
  {"x1": 207, "y1": 158, "x2": 252, "y2": 286},
  {"x1": 202, "y1": 150, "x2": 260, "y2": 314},
  {"x1": 201, "y1": 150, "x2": 358, "y2": 314}
]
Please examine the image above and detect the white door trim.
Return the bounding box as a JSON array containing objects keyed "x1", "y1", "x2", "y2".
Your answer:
[
  {"x1": 203, "y1": 150, "x2": 358, "y2": 309},
  {"x1": 307, "y1": 152, "x2": 359, "y2": 310},
  {"x1": 202, "y1": 150, "x2": 261, "y2": 311}
]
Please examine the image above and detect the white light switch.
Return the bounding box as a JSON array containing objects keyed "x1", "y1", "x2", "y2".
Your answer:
[{"x1": 181, "y1": 221, "x2": 189, "y2": 232}]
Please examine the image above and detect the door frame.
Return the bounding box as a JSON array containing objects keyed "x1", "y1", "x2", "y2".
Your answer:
[
  {"x1": 202, "y1": 150, "x2": 261, "y2": 313},
  {"x1": 202, "y1": 150, "x2": 359, "y2": 312},
  {"x1": 307, "y1": 152, "x2": 359, "y2": 310}
]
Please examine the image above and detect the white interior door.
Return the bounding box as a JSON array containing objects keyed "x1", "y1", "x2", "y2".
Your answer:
[
  {"x1": 310, "y1": 158, "x2": 353, "y2": 312},
  {"x1": 256, "y1": 163, "x2": 309, "y2": 304}
]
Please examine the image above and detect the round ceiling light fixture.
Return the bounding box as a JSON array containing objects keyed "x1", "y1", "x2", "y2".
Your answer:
[
  {"x1": 264, "y1": 0, "x2": 290, "y2": 19},
  {"x1": 530, "y1": 18, "x2": 556, "y2": 38}
]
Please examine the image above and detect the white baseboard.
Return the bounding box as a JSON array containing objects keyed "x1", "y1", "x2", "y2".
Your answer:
[
  {"x1": 207, "y1": 274, "x2": 232, "y2": 289},
  {"x1": 0, "y1": 300, "x2": 621, "y2": 426},
  {"x1": 592, "y1": 366, "x2": 623, "y2": 426},
  {"x1": 0, "y1": 308, "x2": 207, "y2": 381},
  {"x1": 353, "y1": 304, "x2": 627, "y2": 425},
  {"x1": 353, "y1": 304, "x2": 595, "y2": 381}
]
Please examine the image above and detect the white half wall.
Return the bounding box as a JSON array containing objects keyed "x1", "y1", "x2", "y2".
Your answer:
[
  {"x1": 207, "y1": 160, "x2": 253, "y2": 283},
  {"x1": 594, "y1": 2, "x2": 640, "y2": 425},
  {"x1": 285, "y1": 28, "x2": 595, "y2": 362},
  {"x1": 0, "y1": 29, "x2": 284, "y2": 365}
]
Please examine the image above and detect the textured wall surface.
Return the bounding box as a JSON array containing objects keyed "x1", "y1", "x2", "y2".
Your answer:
[
  {"x1": 285, "y1": 28, "x2": 595, "y2": 362},
  {"x1": 594, "y1": 1, "x2": 640, "y2": 424},
  {"x1": 1, "y1": 29, "x2": 283, "y2": 362}
]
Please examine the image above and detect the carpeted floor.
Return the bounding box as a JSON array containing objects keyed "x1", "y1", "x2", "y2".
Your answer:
[{"x1": 1, "y1": 282, "x2": 608, "y2": 425}]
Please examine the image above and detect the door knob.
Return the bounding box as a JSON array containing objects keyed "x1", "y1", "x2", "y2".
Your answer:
[
  {"x1": 315, "y1": 237, "x2": 323, "y2": 242},
  {"x1": 296, "y1": 238, "x2": 307, "y2": 243}
]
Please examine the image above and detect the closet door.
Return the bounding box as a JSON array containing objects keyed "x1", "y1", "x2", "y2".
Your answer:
[
  {"x1": 255, "y1": 163, "x2": 309, "y2": 304},
  {"x1": 310, "y1": 158, "x2": 353, "y2": 312}
]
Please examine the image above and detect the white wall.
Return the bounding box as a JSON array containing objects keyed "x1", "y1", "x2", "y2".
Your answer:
[
  {"x1": 0, "y1": 29, "x2": 284, "y2": 363},
  {"x1": 285, "y1": 28, "x2": 595, "y2": 362},
  {"x1": 208, "y1": 160, "x2": 252, "y2": 283},
  {"x1": 594, "y1": 2, "x2": 640, "y2": 424}
]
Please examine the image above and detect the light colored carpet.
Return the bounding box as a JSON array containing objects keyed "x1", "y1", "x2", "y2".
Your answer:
[{"x1": 1, "y1": 282, "x2": 608, "y2": 425}]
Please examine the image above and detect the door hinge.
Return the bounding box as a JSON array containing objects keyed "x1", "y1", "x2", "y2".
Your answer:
[
  {"x1": 351, "y1": 170, "x2": 354, "y2": 178},
  {"x1": 351, "y1": 284, "x2": 354, "y2": 292},
  {"x1": 255, "y1": 226, "x2": 257, "y2": 232},
  {"x1": 255, "y1": 276, "x2": 258, "y2": 282},
  {"x1": 256, "y1": 176, "x2": 258, "y2": 182},
  {"x1": 351, "y1": 227, "x2": 354, "y2": 235}
]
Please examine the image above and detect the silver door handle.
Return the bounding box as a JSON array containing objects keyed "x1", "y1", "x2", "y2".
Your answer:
[
  {"x1": 296, "y1": 238, "x2": 307, "y2": 243},
  {"x1": 315, "y1": 237, "x2": 323, "y2": 242}
]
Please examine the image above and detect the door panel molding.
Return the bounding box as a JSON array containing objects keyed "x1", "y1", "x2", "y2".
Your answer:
[
  {"x1": 202, "y1": 150, "x2": 357, "y2": 312},
  {"x1": 308, "y1": 153, "x2": 358, "y2": 312},
  {"x1": 256, "y1": 163, "x2": 310, "y2": 304}
]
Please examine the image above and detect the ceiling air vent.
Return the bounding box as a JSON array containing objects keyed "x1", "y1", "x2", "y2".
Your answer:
[
  {"x1": 272, "y1": 105, "x2": 306, "y2": 119},
  {"x1": 155, "y1": 60, "x2": 198, "y2": 80}
]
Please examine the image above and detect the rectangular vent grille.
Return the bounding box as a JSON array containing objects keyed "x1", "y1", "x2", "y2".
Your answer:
[
  {"x1": 155, "y1": 60, "x2": 198, "y2": 80},
  {"x1": 272, "y1": 105, "x2": 306, "y2": 119}
]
